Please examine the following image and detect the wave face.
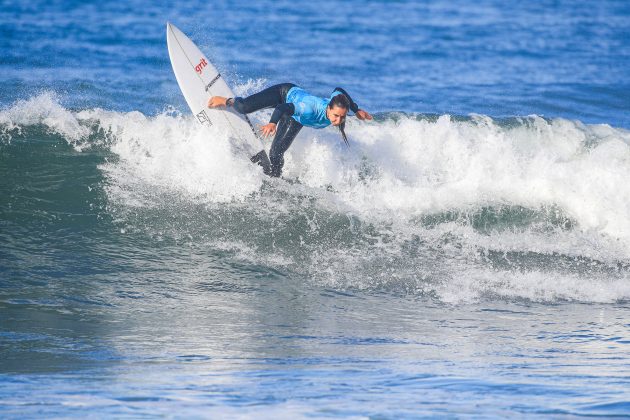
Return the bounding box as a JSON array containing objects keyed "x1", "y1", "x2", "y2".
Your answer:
[
  {"x1": 2, "y1": 93, "x2": 630, "y2": 304},
  {"x1": 3, "y1": 2, "x2": 630, "y2": 417}
]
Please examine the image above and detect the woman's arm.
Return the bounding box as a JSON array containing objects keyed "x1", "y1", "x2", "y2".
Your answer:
[
  {"x1": 332, "y1": 87, "x2": 373, "y2": 120},
  {"x1": 333, "y1": 87, "x2": 359, "y2": 113},
  {"x1": 260, "y1": 103, "x2": 296, "y2": 138},
  {"x1": 269, "y1": 103, "x2": 296, "y2": 124}
]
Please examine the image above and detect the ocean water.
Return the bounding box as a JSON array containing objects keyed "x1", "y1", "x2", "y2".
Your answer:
[{"x1": 2, "y1": 0, "x2": 630, "y2": 418}]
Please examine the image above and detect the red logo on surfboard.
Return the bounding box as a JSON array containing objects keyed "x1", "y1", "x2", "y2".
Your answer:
[{"x1": 195, "y1": 58, "x2": 208, "y2": 74}]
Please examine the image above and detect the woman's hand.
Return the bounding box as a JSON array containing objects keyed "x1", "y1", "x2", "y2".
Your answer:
[
  {"x1": 207, "y1": 96, "x2": 228, "y2": 108},
  {"x1": 355, "y1": 109, "x2": 373, "y2": 120},
  {"x1": 260, "y1": 123, "x2": 277, "y2": 138}
]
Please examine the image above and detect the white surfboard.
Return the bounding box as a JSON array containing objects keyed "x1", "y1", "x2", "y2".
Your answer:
[{"x1": 166, "y1": 23, "x2": 269, "y2": 167}]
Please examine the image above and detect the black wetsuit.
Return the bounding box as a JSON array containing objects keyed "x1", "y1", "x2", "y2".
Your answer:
[{"x1": 229, "y1": 83, "x2": 359, "y2": 177}]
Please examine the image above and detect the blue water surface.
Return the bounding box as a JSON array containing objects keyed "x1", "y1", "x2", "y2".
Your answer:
[
  {"x1": 1, "y1": 0, "x2": 629, "y2": 126},
  {"x1": 2, "y1": 0, "x2": 630, "y2": 418}
]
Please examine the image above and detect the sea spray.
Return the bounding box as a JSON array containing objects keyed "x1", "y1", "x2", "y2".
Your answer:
[{"x1": 2, "y1": 92, "x2": 630, "y2": 303}]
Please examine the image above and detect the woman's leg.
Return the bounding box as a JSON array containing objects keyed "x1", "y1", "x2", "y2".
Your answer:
[
  {"x1": 232, "y1": 83, "x2": 296, "y2": 114},
  {"x1": 269, "y1": 115, "x2": 303, "y2": 177}
]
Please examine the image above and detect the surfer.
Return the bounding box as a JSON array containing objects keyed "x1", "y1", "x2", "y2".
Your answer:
[{"x1": 207, "y1": 83, "x2": 372, "y2": 177}]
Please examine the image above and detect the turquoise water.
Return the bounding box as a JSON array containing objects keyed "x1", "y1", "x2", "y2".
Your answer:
[{"x1": 2, "y1": 0, "x2": 630, "y2": 417}]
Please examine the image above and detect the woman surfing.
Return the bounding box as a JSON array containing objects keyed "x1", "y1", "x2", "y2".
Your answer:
[{"x1": 208, "y1": 83, "x2": 372, "y2": 177}]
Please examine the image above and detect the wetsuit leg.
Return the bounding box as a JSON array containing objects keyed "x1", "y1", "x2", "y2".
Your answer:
[
  {"x1": 232, "y1": 83, "x2": 296, "y2": 114},
  {"x1": 229, "y1": 83, "x2": 296, "y2": 176},
  {"x1": 269, "y1": 115, "x2": 303, "y2": 177}
]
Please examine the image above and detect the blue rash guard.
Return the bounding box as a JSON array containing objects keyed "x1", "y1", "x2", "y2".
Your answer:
[
  {"x1": 287, "y1": 87, "x2": 341, "y2": 128},
  {"x1": 269, "y1": 86, "x2": 360, "y2": 128}
]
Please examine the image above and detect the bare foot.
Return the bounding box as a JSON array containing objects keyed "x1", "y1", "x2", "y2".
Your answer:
[{"x1": 207, "y1": 96, "x2": 228, "y2": 108}]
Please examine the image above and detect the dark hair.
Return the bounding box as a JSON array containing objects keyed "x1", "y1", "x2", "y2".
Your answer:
[{"x1": 328, "y1": 94, "x2": 350, "y2": 147}]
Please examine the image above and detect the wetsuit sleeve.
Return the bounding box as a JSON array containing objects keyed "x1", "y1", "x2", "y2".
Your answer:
[
  {"x1": 332, "y1": 87, "x2": 360, "y2": 113},
  {"x1": 269, "y1": 103, "x2": 296, "y2": 124}
]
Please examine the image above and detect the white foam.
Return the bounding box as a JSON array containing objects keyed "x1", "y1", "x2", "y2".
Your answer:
[
  {"x1": 0, "y1": 92, "x2": 89, "y2": 143},
  {"x1": 286, "y1": 114, "x2": 630, "y2": 248},
  {"x1": 438, "y1": 267, "x2": 630, "y2": 304},
  {"x1": 96, "y1": 109, "x2": 264, "y2": 204},
  {"x1": 4, "y1": 92, "x2": 630, "y2": 303}
]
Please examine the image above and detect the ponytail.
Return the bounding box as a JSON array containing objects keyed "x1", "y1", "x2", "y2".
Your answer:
[{"x1": 339, "y1": 119, "x2": 349, "y2": 147}]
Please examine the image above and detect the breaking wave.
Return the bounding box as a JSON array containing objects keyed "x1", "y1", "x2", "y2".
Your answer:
[{"x1": 3, "y1": 92, "x2": 630, "y2": 303}]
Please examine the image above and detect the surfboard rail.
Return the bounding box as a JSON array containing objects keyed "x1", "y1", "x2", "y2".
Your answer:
[{"x1": 166, "y1": 22, "x2": 269, "y2": 169}]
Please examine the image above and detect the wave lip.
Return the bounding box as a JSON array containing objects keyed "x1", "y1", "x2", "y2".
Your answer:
[{"x1": 0, "y1": 92, "x2": 90, "y2": 144}]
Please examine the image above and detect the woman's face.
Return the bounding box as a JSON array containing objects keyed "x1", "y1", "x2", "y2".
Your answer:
[{"x1": 327, "y1": 105, "x2": 348, "y2": 126}]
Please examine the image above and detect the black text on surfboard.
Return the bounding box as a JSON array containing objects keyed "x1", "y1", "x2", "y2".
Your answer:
[
  {"x1": 196, "y1": 110, "x2": 212, "y2": 126},
  {"x1": 205, "y1": 74, "x2": 221, "y2": 92}
]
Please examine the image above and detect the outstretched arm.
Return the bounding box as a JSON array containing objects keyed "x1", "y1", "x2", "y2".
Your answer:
[
  {"x1": 333, "y1": 87, "x2": 373, "y2": 120},
  {"x1": 208, "y1": 96, "x2": 296, "y2": 138}
]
